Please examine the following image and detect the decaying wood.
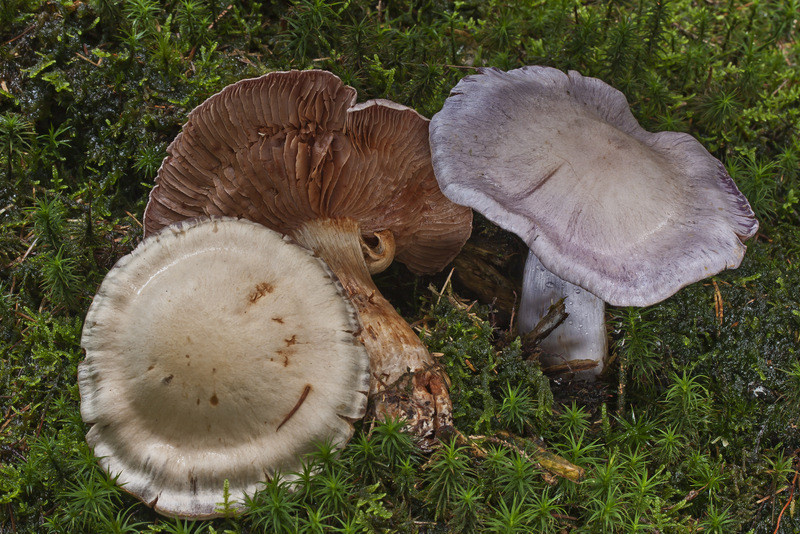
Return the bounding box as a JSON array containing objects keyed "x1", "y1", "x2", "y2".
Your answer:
[
  {"x1": 539, "y1": 358, "x2": 599, "y2": 376},
  {"x1": 453, "y1": 243, "x2": 519, "y2": 315}
]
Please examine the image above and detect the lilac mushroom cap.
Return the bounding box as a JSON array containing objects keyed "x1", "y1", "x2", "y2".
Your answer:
[{"x1": 429, "y1": 66, "x2": 758, "y2": 376}]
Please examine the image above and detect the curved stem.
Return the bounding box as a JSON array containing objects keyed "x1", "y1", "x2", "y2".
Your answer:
[
  {"x1": 291, "y1": 218, "x2": 452, "y2": 439},
  {"x1": 362, "y1": 229, "x2": 395, "y2": 274},
  {"x1": 519, "y1": 250, "x2": 607, "y2": 379}
]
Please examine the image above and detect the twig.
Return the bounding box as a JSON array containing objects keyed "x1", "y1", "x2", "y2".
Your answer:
[
  {"x1": 466, "y1": 432, "x2": 585, "y2": 483},
  {"x1": 521, "y1": 297, "x2": 568, "y2": 351},
  {"x1": 508, "y1": 289, "x2": 518, "y2": 334},
  {"x1": 482, "y1": 435, "x2": 557, "y2": 484},
  {"x1": 404, "y1": 61, "x2": 479, "y2": 71},
  {"x1": 756, "y1": 485, "x2": 789, "y2": 504},
  {"x1": 713, "y1": 279, "x2": 723, "y2": 327},
  {"x1": 0, "y1": 404, "x2": 31, "y2": 433},
  {"x1": 35, "y1": 392, "x2": 54, "y2": 438},
  {"x1": 663, "y1": 484, "x2": 708, "y2": 511},
  {"x1": 276, "y1": 384, "x2": 311, "y2": 431},
  {"x1": 9, "y1": 237, "x2": 38, "y2": 267},
  {"x1": 208, "y1": 4, "x2": 233, "y2": 30},
  {"x1": 773, "y1": 469, "x2": 799, "y2": 534},
  {"x1": 6, "y1": 502, "x2": 16, "y2": 533},
  {"x1": 771, "y1": 78, "x2": 789, "y2": 97},
  {"x1": 126, "y1": 211, "x2": 142, "y2": 228},
  {"x1": 436, "y1": 267, "x2": 455, "y2": 306},
  {"x1": 0, "y1": 413, "x2": 15, "y2": 433},
  {"x1": 13, "y1": 310, "x2": 35, "y2": 322},
  {"x1": 75, "y1": 52, "x2": 102, "y2": 67},
  {"x1": 4, "y1": 24, "x2": 35, "y2": 45},
  {"x1": 539, "y1": 358, "x2": 598, "y2": 375}
]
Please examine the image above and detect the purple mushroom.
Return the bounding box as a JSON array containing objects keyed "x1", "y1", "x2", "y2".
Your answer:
[{"x1": 429, "y1": 66, "x2": 758, "y2": 377}]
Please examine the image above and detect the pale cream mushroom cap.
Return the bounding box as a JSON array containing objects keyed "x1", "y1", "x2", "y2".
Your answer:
[{"x1": 79, "y1": 217, "x2": 369, "y2": 519}]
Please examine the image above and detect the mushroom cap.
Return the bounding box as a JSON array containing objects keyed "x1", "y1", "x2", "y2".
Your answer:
[
  {"x1": 143, "y1": 70, "x2": 472, "y2": 275},
  {"x1": 79, "y1": 217, "x2": 369, "y2": 518},
  {"x1": 429, "y1": 66, "x2": 758, "y2": 307}
]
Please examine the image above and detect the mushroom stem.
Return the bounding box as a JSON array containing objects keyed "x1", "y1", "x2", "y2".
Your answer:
[
  {"x1": 362, "y1": 229, "x2": 396, "y2": 274},
  {"x1": 519, "y1": 251, "x2": 607, "y2": 379},
  {"x1": 291, "y1": 217, "x2": 452, "y2": 438}
]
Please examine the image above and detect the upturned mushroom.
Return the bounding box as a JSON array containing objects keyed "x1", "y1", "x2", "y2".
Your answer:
[
  {"x1": 143, "y1": 70, "x2": 472, "y2": 437},
  {"x1": 80, "y1": 217, "x2": 370, "y2": 518},
  {"x1": 429, "y1": 66, "x2": 758, "y2": 377}
]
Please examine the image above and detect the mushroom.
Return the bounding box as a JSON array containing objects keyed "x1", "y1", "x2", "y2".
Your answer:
[
  {"x1": 79, "y1": 217, "x2": 370, "y2": 518},
  {"x1": 429, "y1": 66, "x2": 758, "y2": 377},
  {"x1": 143, "y1": 70, "x2": 472, "y2": 437}
]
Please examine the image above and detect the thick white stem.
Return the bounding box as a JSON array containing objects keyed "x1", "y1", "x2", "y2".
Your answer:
[{"x1": 519, "y1": 250, "x2": 607, "y2": 379}]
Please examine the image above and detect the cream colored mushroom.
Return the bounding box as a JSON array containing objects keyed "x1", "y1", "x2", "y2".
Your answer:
[
  {"x1": 143, "y1": 70, "x2": 472, "y2": 438},
  {"x1": 79, "y1": 217, "x2": 369, "y2": 518}
]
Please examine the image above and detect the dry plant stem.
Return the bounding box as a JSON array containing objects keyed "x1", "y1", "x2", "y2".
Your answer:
[
  {"x1": 461, "y1": 432, "x2": 585, "y2": 482},
  {"x1": 292, "y1": 217, "x2": 453, "y2": 438},
  {"x1": 773, "y1": 468, "x2": 799, "y2": 534}
]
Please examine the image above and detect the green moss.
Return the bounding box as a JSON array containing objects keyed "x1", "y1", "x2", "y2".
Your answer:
[
  {"x1": 1, "y1": 0, "x2": 799, "y2": 531},
  {"x1": 422, "y1": 298, "x2": 552, "y2": 435}
]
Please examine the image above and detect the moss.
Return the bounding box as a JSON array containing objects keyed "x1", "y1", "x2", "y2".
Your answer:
[
  {"x1": 1, "y1": 0, "x2": 799, "y2": 531},
  {"x1": 422, "y1": 298, "x2": 553, "y2": 435}
]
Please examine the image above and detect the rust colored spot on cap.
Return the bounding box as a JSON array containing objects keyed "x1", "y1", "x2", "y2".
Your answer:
[
  {"x1": 210, "y1": 394, "x2": 219, "y2": 406},
  {"x1": 249, "y1": 282, "x2": 274, "y2": 303}
]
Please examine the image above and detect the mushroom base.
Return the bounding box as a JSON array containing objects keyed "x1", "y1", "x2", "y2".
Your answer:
[
  {"x1": 519, "y1": 251, "x2": 607, "y2": 379},
  {"x1": 291, "y1": 217, "x2": 453, "y2": 440}
]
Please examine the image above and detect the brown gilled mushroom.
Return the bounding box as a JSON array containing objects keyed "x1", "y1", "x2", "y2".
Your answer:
[
  {"x1": 79, "y1": 217, "x2": 369, "y2": 518},
  {"x1": 143, "y1": 70, "x2": 472, "y2": 437},
  {"x1": 430, "y1": 66, "x2": 758, "y2": 377}
]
